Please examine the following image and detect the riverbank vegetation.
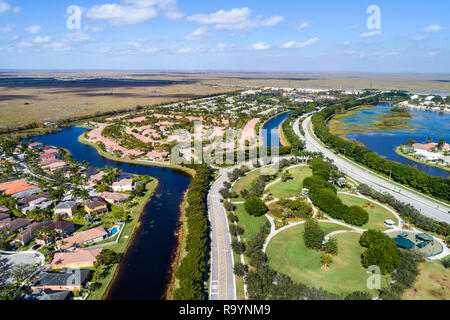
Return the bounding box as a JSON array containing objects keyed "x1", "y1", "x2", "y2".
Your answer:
[
  {"x1": 311, "y1": 94, "x2": 450, "y2": 202},
  {"x1": 172, "y1": 165, "x2": 213, "y2": 300}
]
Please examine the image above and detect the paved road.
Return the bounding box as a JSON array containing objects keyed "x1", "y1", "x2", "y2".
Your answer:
[
  {"x1": 208, "y1": 168, "x2": 236, "y2": 300},
  {"x1": 0, "y1": 251, "x2": 44, "y2": 285},
  {"x1": 295, "y1": 116, "x2": 450, "y2": 224}
]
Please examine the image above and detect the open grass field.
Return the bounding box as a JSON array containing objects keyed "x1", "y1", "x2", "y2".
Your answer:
[
  {"x1": 337, "y1": 193, "x2": 398, "y2": 230},
  {"x1": 266, "y1": 222, "x2": 390, "y2": 297},
  {"x1": 234, "y1": 203, "x2": 268, "y2": 244},
  {"x1": 1, "y1": 71, "x2": 449, "y2": 130},
  {"x1": 266, "y1": 166, "x2": 312, "y2": 199},
  {"x1": 403, "y1": 260, "x2": 450, "y2": 300},
  {"x1": 231, "y1": 165, "x2": 278, "y2": 202}
]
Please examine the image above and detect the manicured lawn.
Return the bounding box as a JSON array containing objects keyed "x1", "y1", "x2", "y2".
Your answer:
[
  {"x1": 266, "y1": 223, "x2": 390, "y2": 298},
  {"x1": 338, "y1": 194, "x2": 398, "y2": 230},
  {"x1": 234, "y1": 203, "x2": 268, "y2": 243},
  {"x1": 266, "y1": 166, "x2": 312, "y2": 199},
  {"x1": 403, "y1": 260, "x2": 450, "y2": 300},
  {"x1": 231, "y1": 165, "x2": 278, "y2": 202}
]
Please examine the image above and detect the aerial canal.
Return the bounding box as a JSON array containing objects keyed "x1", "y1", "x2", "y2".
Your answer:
[
  {"x1": 262, "y1": 111, "x2": 291, "y2": 147},
  {"x1": 30, "y1": 126, "x2": 191, "y2": 300}
]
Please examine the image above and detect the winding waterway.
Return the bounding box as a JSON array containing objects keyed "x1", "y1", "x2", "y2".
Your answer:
[
  {"x1": 28, "y1": 114, "x2": 286, "y2": 299},
  {"x1": 262, "y1": 111, "x2": 291, "y2": 147},
  {"x1": 334, "y1": 104, "x2": 449, "y2": 178},
  {"x1": 30, "y1": 126, "x2": 191, "y2": 300}
]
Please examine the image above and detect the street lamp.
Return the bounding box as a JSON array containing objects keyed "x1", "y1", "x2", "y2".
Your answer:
[
  {"x1": 340, "y1": 148, "x2": 346, "y2": 157},
  {"x1": 387, "y1": 170, "x2": 392, "y2": 181}
]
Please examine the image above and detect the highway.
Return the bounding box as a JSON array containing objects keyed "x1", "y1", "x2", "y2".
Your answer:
[
  {"x1": 208, "y1": 167, "x2": 236, "y2": 300},
  {"x1": 294, "y1": 116, "x2": 450, "y2": 224}
]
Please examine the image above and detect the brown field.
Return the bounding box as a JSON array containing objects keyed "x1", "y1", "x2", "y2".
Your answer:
[{"x1": 0, "y1": 71, "x2": 449, "y2": 129}]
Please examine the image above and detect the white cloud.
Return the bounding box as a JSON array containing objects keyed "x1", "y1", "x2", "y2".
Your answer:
[
  {"x1": 360, "y1": 30, "x2": 382, "y2": 38},
  {"x1": 17, "y1": 41, "x2": 33, "y2": 48},
  {"x1": 0, "y1": 1, "x2": 10, "y2": 14},
  {"x1": 12, "y1": 6, "x2": 19, "y2": 13},
  {"x1": 249, "y1": 42, "x2": 270, "y2": 50},
  {"x1": 281, "y1": 37, "x2": 320, "y2": 49},
  {"x1": 60, "y1": 31, "x2": 93, "y2": 43},
  {"x1": 128, "y1": 39, "x2": 147, "y2": 47},
  {"x1": 45, "y1": 42, "x2": 72, "y2": 52},
  {"x1": 86, "y1": 4, "x2": 157, "y2": 25},
  {"x1": 84, "y1": 25, "x2": 105, "y2": 33},
  {"x1": 424, "y1": 51, "x2": 440, "y2": 57},
  {"x1": 25, "y1": 25, "x2": 41, "y2": 34},
  {"x1": 185, "y1": 26, "x2": 208, "y2": 42},
  {"x1": 98, "y1": 47, "x2": 111, "y2": 54},
  {"x1": 33, "y1": 36, "x2": 51, "y2": 43},
  {"x1": 211, "y1": 43, "x2": 234, "y2": 52},
  {"x1": 0, "y1": 24, "x2": 14, "y2": 33},
  {"x1": 296, "y1": 21, "x2": 310, "y2": 31},
  {"x1": 343, "y1": 40, "x2": 351, "y2": 46},
  {"x1": 177, "y1": 47, "x2": 202, "y2": 54},
  {"x1": 414, "y1": 35, "x2": 426, "y2": 41},
  {"x1": 125, "y1": 0, "x2": 183, "y2": 19},
  {"x1": 187, "y1": 7, "x2": 283, "y2": 31},
  {"x1": 424, "y1": 24, "x2": 444, "y2": 32}
]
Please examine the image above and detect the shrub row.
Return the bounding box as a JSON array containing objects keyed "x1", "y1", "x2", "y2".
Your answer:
[
  {"x1": 304, "y1": 176, "x2": 369, "y2": 226},
  {"x1": 173, "y1": 165, "x2": 213, "y2": 300}
]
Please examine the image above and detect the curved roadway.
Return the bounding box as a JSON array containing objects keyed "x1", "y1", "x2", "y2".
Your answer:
[{"x1": 295, "y1": 116, "x2": 450, "y2": 224}]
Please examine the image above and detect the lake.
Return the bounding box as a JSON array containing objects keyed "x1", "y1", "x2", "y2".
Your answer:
[{"x1": 335, "y1": 104, "x2": 449, "y2": 177}]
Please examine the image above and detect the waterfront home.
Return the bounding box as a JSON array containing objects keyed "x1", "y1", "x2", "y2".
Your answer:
[
  {"x1": 41, "y1": 160, "x2": 68, "y2": 172},
  {"x1": 22, "y1": 289, "x2": 70, "y2": 301},
  {"x1": 112, "y1": 179, "x2": 134, "y2": 192},
  {"x1": 39, "y1": 153, "x2": 59, "y2": 163},
  {"x1": 49, "y1": 248, "x2": 102, "y2": 270},
  {"x1": 31, "y1": 269, "x2": 91, "y2": 292},
  {"x1": 56, "y1": 226, "x2": 108, "y2": 250},
  {"x1": 89, "y1": 171, "x2": 107, "y2": 183},
  {"x1": 29, "y1": 142, "x2": 43, "y2": 150},
  {"x1": 146, "y1": 151, "x2": 169, "y2": 160},
  {"x1": 84, "y1": 198, "x2": 108, "y2": 215},
  {"x1": 54, "y1": 201, "x2": 78, "y2": 219},
  {"x1": 100, "y1": 192, "x2": 131, "y2": 205}
]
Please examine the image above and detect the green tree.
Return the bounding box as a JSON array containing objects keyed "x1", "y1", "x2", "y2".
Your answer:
[
  {"x1": 245, "y1": 197, "x2": 268, "y2": 217},
  {"x1": 303, "y1": 219, "x2": 324, "y2": 250},
  {"x1": 321, "y1": 253, "x2": 333, "y2": 267},
  {"x1": 323, "y1": 238, "x2": 338, "y2": 255},
  {"x1": 96, "y1": 249, "x2": 118, "y2": 266}
]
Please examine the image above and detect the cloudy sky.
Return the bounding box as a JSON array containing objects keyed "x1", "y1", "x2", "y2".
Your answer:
[{"x1": 0, "y1": 0, "x2": 448, "y2": 72}]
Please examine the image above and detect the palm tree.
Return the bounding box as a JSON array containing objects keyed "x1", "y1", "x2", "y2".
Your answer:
[{"x1": 426, "y1": 137, "x2": 433, "y2": 144}]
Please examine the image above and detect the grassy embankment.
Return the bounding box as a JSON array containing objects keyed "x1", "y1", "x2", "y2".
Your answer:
[
  {"x1": 88, "y1": 179, "x2": 159, "y2": 300},
  {"x1": 402, "y1": 260, "x2": 450, "y2": 300},
  {"x1": 266, "y1": 223, "x2": 391, "y2": 298}
]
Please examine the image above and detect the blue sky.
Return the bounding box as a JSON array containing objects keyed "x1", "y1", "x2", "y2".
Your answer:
[{"x1": 0, "y1": 0, "x2": 449, "y2": 72}]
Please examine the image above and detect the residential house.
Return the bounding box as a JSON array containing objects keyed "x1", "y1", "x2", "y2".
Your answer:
[
  {"x1": 56, "y1": 226, "x2": 107, "y2": 250},
  {"x1": 14, "y1": 222, "x2": 45, "y2": 247},
  {"x1": 54, "y1": 201, "x2": 78, "y2": 219},
  {"x1": 46, "y1": 220, "x2": 76, "y2": 236},
  {"x1": 0, "y1": 212, "x2": 10, "y2": 221},
  {"x1": 0, "y1": 217, "x2": 32, "y2": 235},
  {"x1": 29, "y1": 142, "x2": 43, "y2": 150},
  {"x1": 22, "y1": 289, "x2": 70, "y2": 301},
  {"x1": 21, "y1": 197, "x2": 53, "y2": 214},
  {"x1": 112, "y1": 179, "x2": 134, "y2": 192},
  {"x1": 84, "y1": 198, "x2": 108, "y2": 215},
  {"x1": 49, "y1": 248, "x2": 102, "y2": 270},
  {"x1": 146, "y1": 151, "x2": 169, "y2": 160},
  {"x1": 18, "y1": 192, "x2": 50, "y2": 207},
  {"x1": 89, "y1": 171, "x2": 107, "y2": 183},
  {"x1": 0, "y1": 180, "x2": 39, "y2": 198},
  {"x1": 30, "y1": 269, "x2": 91, "y2": 292},
  {"x1": 0, "y1": 204, "x2": 9, "y2": 214},
  {"x1": 39, "y1": 153, "x2": 59, "y2": 163},
  {"x1": 100, "y1": 192, "x2": 131, "y2": 205}
]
